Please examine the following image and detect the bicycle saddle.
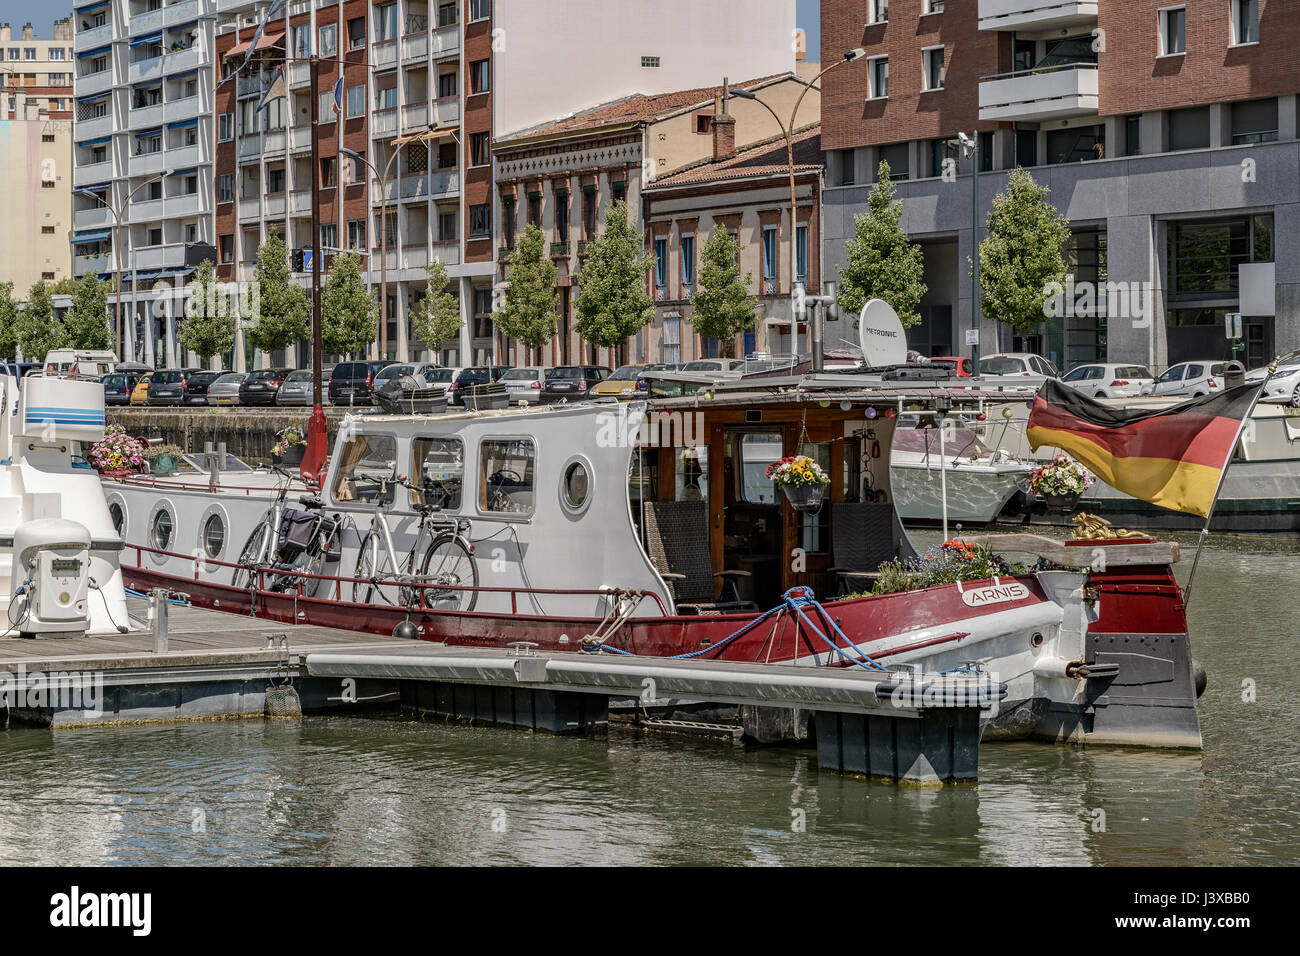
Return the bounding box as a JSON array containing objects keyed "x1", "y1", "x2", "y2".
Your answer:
[{"x1": 298, "y1": 494, "x2": 324, "y2": 510}]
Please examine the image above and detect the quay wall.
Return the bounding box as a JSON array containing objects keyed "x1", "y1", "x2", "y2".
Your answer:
[{"x1": 106, "y1": 408, "x2": 356, "y2": 462}]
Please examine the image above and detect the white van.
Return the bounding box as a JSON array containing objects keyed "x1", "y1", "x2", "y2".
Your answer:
[{"x1": 42, "y1": 349, "x2": 118, "y2": 378}]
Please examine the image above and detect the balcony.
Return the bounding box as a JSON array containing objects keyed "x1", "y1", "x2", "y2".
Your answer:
[
  {"x1": 290, "y1": 190, "x2": 312, "y2": 215},
  {"x1": 373, "y1": 108, "x2": 397, "y2": 136},
  {"x1": 430, "y1": 97, "x2": 459, "y2": 127},
  {"x1": 164, "y1": 0, "x2": 200, "y2": 28},
  {"x1": 431, "y1": 25, "x2": 459, "y2": 58},
  {"x1": 163, "y1": 142, "x2": 206, "y2": 169},
  {"x1": 373, "y1": 39, "x2": 398, "y2": 70},
  {"x1": 430, "y1": 239, "x2": 459, "y2": 267},
  {"x1": 264, "y1": 194, "x2": 287, "y2": 218},
  {"x1": 128, "y1": 55, "x2": 165, "y2": 85},
  {"x1": 73, "y1": 206, "x2": 113, "y2": 232},
  {"x1": 239, "y1": 136, "x2": 263, "y2": 158},
  {"x1": 166, "y1": 192, "x2": 206, "y2": 218},
  {"x1": 75, "y1": 113, "x2": 114, "y2": 142},
  {"x1": 264, "y1": 129, "x2": 287, "y2": 154},
  {"x1": 979, "y1": 62, "x2": 1098, "y2": 123},
  {"x1": 129, "y1": 103, "x2": 165, "y2": 131},
  {"x1": 402, "y1": 103, "x2": 428, "y2": 129},
  {"x1": 74, "y1": 23, "x2": 113, "y2": 52},
  {"x1": 402, "y1": 34, "x2": 427, "y2": 62},
  {"x1": 551, "y1": 242, "x2": 570, "y2": 258},
  {"x1": 978, "y1": 0, "x2": 1098, "y2": 31},
  {"x1": 133, "y1": 245, "x2": 187, "y2": 271},
  {"x1": 497, "y1": 246, "x2": 512, "y2": 263},
  {"x1": 163, "y1": 95, "x2": 201, "y2": 125},
  {"x1": 130, "y1": 150, "x2": 168, "y2": 177},
  {"x1": 288, "y1": 61, "x2": 310, "y2": 87},
  {"x1": 76, "y1": 69, "x2": 113, "y2": 97},
  {"x1": 239, "y1": 197, "x2": 260, "y2": 221},
  {"x1": 129, "y1": 198, "x2": 164, "y2": 224},
  {"x1": 238, "y1": 73, "x2": 265, "y2": 97},
  {"x1": 130, "y1": 9, "x2": 165, "y2": 35},
  {"x1": 74, "y1": 252, "x2": 113, "y2": 277},
  {"x1": 375, "y1": 169, "x2": 461, "y2": 203},
  {"x1": 163, "y1": 45, "x2": 205, "y2": 74},
  {"x1": 74, "y1": 159, "x2": 113, "y2": 186}
]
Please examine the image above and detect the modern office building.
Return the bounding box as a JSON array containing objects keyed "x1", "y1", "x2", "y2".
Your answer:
[
  {"x1": 1, "y1": 18, "x2": 75, "y2": 296},
  {"x1": 821, "y1": 0, "x2": 1292, "y2": 372}
]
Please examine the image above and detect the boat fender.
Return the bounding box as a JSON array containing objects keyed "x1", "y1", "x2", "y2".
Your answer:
[
  {"x1": 1032, "y1": 656, "x2": 1078, "y2": 680},
  {"x1": 393, "y1": 619, "x2": 420, "y2": 640},
  {"x1": 1191, "y1": 659, "x2": 1207, "y2": 698}
]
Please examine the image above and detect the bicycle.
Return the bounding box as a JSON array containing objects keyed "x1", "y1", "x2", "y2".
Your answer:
[
  {"x1": 349, "y1": 467, "x2": 479, "y2": 612},
  {"x1": 235, "y1": 465, "x2": 342, "y2": 597}
]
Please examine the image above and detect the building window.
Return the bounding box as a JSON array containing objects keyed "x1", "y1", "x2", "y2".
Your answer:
[
  {"x1": 375, "y1": 3, "x2": 399, "y2": 42},
  {"x1": 320, "y1": 222, "x2": 338, "y2": 250},
  {"x1": 922, "y1": 46, "x2": 945, "y2": 90},
  {"x1": 469, "y1": 204, "x2": 491, "y2": 238},
  {"x1": 471, "y1": 59, "x2": 490, "y2": 94},
  {"x1": 292, "y1": 23, "x2": 311, "y2": 57},
  {"x1": 654, "y1": 237, "x2": 668, "y2": 297},
  {"x1": 927, "y1": 137, "x2": 958, "y2": 177},
  {"x1": 662, "y1": 314, "x2": 682, "y2": 365},
  {"x1": 41, "y1": 271, "x2": 55, "y2": 281},
  {"x1": 795, "y1": 224, "x2": 808, "y2": 286},
  {"x1": 1231, "y1": 98, "x2": 1278, "y2": 145},
  {"x1": 347, "y1": 219, "x2": 366, "y2": 251},
  {"x1": 375, "y1": 86, "x2": 398, "y2": 110},
  {"x1": 1124, "y1": 115, "x2": 1141, "y2": 156},
  {"x1": 680, "y1": 233, "x2": 695, "y2": 297},
  {"x1": 1230, "y1": 0, "x2": 1259, "y2": 46},
  {"x1": 879, "y1": 142, "x2": 909, "y2": 179},
  {"x1": 762, "y1": 227, "x2": 778, "y2": 294},
  {"x1": 837, "y1": 149, "x2": 855, "y2": 186},
  {"x1": 1169, "y1": 215, "x2": 1272, "y2": 299},
  {"x1": 527, "y1": 192, "x2": 541, "y2": 227},
  {"x1": 555, "y1": 190, "x2": 569, "y2": 239},
  {"x1": 41, "y1": 133, "x2": 54, "y2": 143},
  {"x1": 318, "y1": 24, "x2": 337, "y2": 58},
  {"x1": 41, "y1": 225, "x2": 55, "y2": 234},
  {"x1": 612, "y1": 180, "x2": 626, "y2": 203},
  {"x1": 470, "y1": 131, "x2": 490, "y2": 166},
  {"x1": 321, "y1": 156, "x2": 336, "y2": 187},
  {"x1": 469, "y1": 0, "x2": 491, "y2": 22},
  {"x1": 438, "y1": 3, "x2": 458, "y2": 28},
  {"x1": 869, "y1": 0, "x2": 888, "y2": 24},
  {"x1": 346, "y1": 84, "x2": 365, "y2": 117},
  {"x1": 439, "y1": 210, "x2": 457, "y2": 241},
  {"x1": 1159, "y1": 6, "x2": 1186, "y2": 56},
  {"x1": 1046, "y1": 125, "x2": 1104, "y2": 164},
  {"x1": 1015, "y1": 130, "x2": 1038, "y2": 168},
  {"x1": 218, "y1": 174, "x2": 233, "y2": 203},
  {"x1": 438, "y1": 70, "x2": 458, "y2": 98},
  {"x1": 583, "y1": 189, "x2": 597, "y2": 240},
  {"x1": 218, "y1": 112, "x2": 234, "y2": 142},
  {"x1": 925, "y1": 0, "x2": 944, "y2": 12},
  {"x1": 868, "y1": 56, "x2": 888, "y2": 99},
  {"x1": 641, "y1": 56, "x2": 660, "y2": 68},
  {"x1": 1168, "y1": 105, "x2": 1210, "y2": 151}
]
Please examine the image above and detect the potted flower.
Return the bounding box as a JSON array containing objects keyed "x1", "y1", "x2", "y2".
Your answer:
[
  {"x1": 143, "y1": 443, "x2": 185, "y2": 475},
  {"x1": 271, "y1": 426, "x2": 307, "y2": 467},
  {"x1": 87, "y1": 425, "x2": 148, "y2": 478},
  {"x1": 1028, "y1": 455, "x2": 1093, "y2": 513},
  {"x1": 766, "y1": 454, "x2": 831, "y2": 512}
]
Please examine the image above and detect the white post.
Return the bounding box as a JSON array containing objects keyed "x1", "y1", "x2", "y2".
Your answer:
[{"x1": 939, "y1": 414, "x2": 949, "y2": 542}]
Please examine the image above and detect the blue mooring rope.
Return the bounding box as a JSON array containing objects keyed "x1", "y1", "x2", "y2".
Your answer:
[
  {"x1": 124, "y1": 586, "x2": 190, "y2": 606},
  {"x1": 593, "y1": 587, "x2": 887, "y2": 671}
]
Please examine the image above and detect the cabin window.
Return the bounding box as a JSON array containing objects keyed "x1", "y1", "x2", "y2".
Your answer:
[
  {"x1": 333, "y1": 434, "x2": 398, "y2": 505},
  {"x1": 412, "y1": 437, "x2": 464, "y2": 511},
  {"x1": 202, "y1": 513, "x2": 225, "y2": 559},
  {"x1": 151, "y1": 509, "x2": 173, "y2": 551},
  {"x1": 561, "y1": 458, "x2": 591, "y2": 512},
  {"x1": 675, "y1": 446, "x2": 707, "y2": 501},
  {"x1": 108, "y1": 501, "x2": 125, "y2": 535},
  {"x1": 480, "y1": 438, "x2": 535, "y2": 515},
  {"x1": 738, "y1": 431, "x2": 783, "y2": 504},
  {"x1": 797, "y1": 441, "x2": 832, "y2": 553}
]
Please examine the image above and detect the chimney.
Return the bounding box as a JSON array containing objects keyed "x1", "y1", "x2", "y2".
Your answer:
[
  {"x1": 712, "y1": 76, "x2": 736, "y2": 162},
  {"x1": 21, "y1": 22, "x2": 33, "y2": 40},
  {"x1": 0, "y1": 25, "x2": 10, "y2": 44}
]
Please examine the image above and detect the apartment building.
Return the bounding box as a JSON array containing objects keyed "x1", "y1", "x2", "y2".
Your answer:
[
  {"x1": 70, "y1": 0, "x2": 218, "y2": 369},
  {"x1": 821, "y1": 0, "x2": 1293, "y2": 372},
  {"x1": 493, "y1": 71, "x2": 814, "y2": 367},
  {"x1": 207, "y1": 0, "x2": 798, "y2": 370},
  {"x1": 1, "y1": 19, "x2": 75, "y2": 295}
]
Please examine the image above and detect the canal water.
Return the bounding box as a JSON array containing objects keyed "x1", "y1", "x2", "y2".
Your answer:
[{"x1": 1, "y1": 534, "x2": 1296, "y2": 866}]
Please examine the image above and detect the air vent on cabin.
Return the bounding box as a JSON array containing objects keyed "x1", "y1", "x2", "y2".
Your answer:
[{"x1": 745, "y1": 410, "x2": 763, "y2": 424}]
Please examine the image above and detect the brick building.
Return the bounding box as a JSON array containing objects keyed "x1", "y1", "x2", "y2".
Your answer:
[{"x1": 821, "y1": 0, "x2": 1294, "y2": 372}]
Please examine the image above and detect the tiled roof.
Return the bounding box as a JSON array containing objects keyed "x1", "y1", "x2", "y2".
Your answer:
[
  {"x1": 646, "y1": 125, "x2": 822, "y2": 190},
  {"x1": 499, "y1": 73, "x2": 794, "y2": 143}
]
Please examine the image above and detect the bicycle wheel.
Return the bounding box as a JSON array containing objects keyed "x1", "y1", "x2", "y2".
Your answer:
[
  {"x1": 352, "y1": 532, "x2": 394, "y2": 605},
  {"x1": 235, "y1": 516, "x2": 272, "y2": 591},
  {"x1": 273, "y1": 548, "x2": 327, "y2": 598},
  {"x1": 418, "y1": 533, "x2": 478, "y2": 612}
]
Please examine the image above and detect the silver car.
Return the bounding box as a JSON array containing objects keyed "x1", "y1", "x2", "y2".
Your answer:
[
  {"x1": 276, "y1": 368, "x2": 327, "y2": 406},
  {"x1": 205, "y1": 372, "x2": 247, "y2": 406},
  {"x1": 499, "y1": 367, "x2": 544, "y2": 404}
]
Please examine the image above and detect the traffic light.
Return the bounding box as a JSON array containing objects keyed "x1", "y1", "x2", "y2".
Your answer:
[{"x1": 292, "y1": 249, "x2": 306, "y2": 272}]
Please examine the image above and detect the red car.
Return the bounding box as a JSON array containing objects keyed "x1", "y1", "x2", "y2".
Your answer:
[{"x1": 930, "y1": 355, "x2": 974, "y2": 377}]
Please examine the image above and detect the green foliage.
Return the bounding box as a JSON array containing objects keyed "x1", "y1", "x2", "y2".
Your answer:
[
  {"x1": 494, "y1": 223, "x2": 558, "y2": 353},
  {"x1": 0, "y1": 282, "x2": 19, "y2": 360},
  {"x1": 321, "y1": 252, "x2": 377, "y2": 357},
  {"x1": 48, "y1": 277, "x2": 78, "y2": 296},
  {"x1": 63, "y1": 274, "x2": 113, "y2": 350},
  {"x1": 409, "y1": 260, "x2": 462, "y2": 352},
  {"x1": 977, "y1": 167, "x2": 1071, "y2": 333},
  {"x1": 837, "y1": 161, "x2": 927, "y2": 326},
  {"x1": 246, "y1": 230, "x2": 310, "y2": 354},
  {"x1": 574, "y1": 199, "x2": 654, "y2": 348},
  {"x1": 871, "y1": 542, "x2": 1025, "y2": 595},
  {"x1": 687, "y1": 229, "x2": 755, "y2": 357},
  {"x1": 16, "y1": 282, "x2": 69, "y2": 360},
  {"x1": 179, "y1": 261, "x2": 238, "y2": 363}
]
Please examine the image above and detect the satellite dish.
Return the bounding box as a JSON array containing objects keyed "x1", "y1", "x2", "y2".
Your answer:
[{"x1": 858, "y1": 299, "x2": 908, "y2": 368}]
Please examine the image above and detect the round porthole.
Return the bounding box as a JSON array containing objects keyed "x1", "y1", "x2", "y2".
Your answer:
[
  {"x1": 108, "y1": 501, "x2": 125, "y2": 535},
  {"x1": 561, "y1": 457, "x2": 592, "y2": 514},
  {"x1": 202, "y1": 512, "x2": 225, "y2": 559},
  {"x1": 151, "y1": 508, "x2": 173, "y2": 551}
]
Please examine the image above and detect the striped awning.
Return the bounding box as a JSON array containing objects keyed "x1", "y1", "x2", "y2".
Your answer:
[
  {"x1": 72, "y1": 230, "x2": 112, "y2": 244},
  {"x1": 129, "y1": 32, "x2": 163, "y2": 47},
  {"x1": 225, "y1": 32, "x2": 284, "y2": 58}
]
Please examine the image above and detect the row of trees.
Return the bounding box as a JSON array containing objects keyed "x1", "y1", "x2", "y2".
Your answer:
[{"x1": 0, "y1": 274, "x2": 114, "y2": 361}]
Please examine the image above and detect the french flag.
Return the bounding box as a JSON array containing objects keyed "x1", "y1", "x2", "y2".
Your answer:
[{"x1": 331, "y1": 76, "x2": 344, "y2": 116}]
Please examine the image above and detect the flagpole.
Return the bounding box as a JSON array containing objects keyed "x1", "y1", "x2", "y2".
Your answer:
[{"x1": 1182, "y1": 352, "x2": 1298, "y2": 607}]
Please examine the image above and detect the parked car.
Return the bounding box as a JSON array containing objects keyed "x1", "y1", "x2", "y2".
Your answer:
[
  {"x1": 420, "y1": 366, "x2": 460, "y2": 388},
  {"x1": 681, "y1": 359, "x2": 743, "y2": 373},
  {"x1": 979, "y1": 353, "x2": 1061, "y2": 378},
  {"x1": 146, "y1": 368, "x2": 201, "y2": 406},
  {"x1": 1141, "y1": 360, "x2": 1245, "y2": 398},
  {"x1": 239, "y1": 368, "x2": 294, "y2": 406},
  {"x1": 205, "y1": 372, "x2": 247, "y2": 406},
  {"x1": 102, "y1": 371, "x2": 143, "y2": 406},
  {"x1": 373, "y1": 362, "x2": 444, "y2": 393},
  {"x1": 1061, "y1": 363, "x2": 1154, "y2": 399},
  {"x1": 499, "y1": 367, "x2": 545, "y2": 404},
  {"x1": 181, "y1": 370, "x2": 227, "y2": 405},
  {"x1": 540, "y1": 365, "x2": 610, "y2": 404},
  {"x1": 592, "y1": 365, "x2": 648, "y2": 398},
  {"x1": 1246, "y1": 356, "x2": 1300, "y2": 405},
  {"x1": 328, "y1": 360, "x2": 390, "y2": 405},
  {"x1": 275, "y1": 369, "x2": 328, "y2": 406},
  {"x1": 129, "y1": 372, "x2": 154, "y2": 406},
  {"x1": 446, "y1": 365, "x2": 512, "y2": 406},
  {"x1": 929, "y1": 355, "x2": 974, "y2": 378}
]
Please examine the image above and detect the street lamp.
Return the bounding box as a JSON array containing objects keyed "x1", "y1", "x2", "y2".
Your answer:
[
  {"x1": 76, "y1": 169, "x2": 175, "y2": 361},
  {"x1": 730, "y1": 48, "x2": 864, "y2": 360},
  {"x1": 955, "y1": 131, "x2": 982, "y2": 370},
  {"x1": 342, "y1": 125, "x2": 452, "y2": 362}
]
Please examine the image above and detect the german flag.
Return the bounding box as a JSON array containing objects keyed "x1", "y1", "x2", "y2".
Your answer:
[{"x1": 1027, "y1": 379, "x2": 1258, "y2": 516}]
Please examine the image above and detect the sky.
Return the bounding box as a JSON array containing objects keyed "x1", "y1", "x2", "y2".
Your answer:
[{"x1": 797, "y1": 0, "x2": 820, "y2": 59}]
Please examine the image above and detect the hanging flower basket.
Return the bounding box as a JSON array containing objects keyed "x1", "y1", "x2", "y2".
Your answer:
[
  {"x1": 87, "y1": 425, "x2": 148, "y2": 477},
  {"x1": 1028, "y1": 455, "x2": 1093, "y2": 515},
  {"x1": 1042, "y1": 492, "x2": 1082, "y2": 514},
  {"x1": 271, "y1": 426, "x2": 307, "y2": 466},
  {"x1": 766, "y1": 455, "x2": 831, "y2": 513}
]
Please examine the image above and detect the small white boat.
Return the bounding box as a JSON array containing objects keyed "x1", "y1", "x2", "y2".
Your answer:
[{"x1": 889, "y1": 421, "x2": 1034, "y2": 526}]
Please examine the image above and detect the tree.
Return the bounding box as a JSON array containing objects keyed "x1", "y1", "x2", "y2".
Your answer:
[
  {"x1": 409, "y1": 260, "x2": 462, "y2": 355},
  {"x1": 63, "y1": 274, "x2": 113, "y2": 350},
  {"x1": 0, "y1": 282, "x2": 19, "y2": 360},
  {"x1": 179, "y1": 261, "x2": 238, "y2": 365},
  {"x1": 494, "y1": 223, "x2": 558, "y2": 364},
  {"x1": 574, "y1": 199, "x2": 654, "y2": 355},
  {"x1": 321, "y1": 252, "x2": 377, "y2": 357},
  {"x1": 245, "y1": 230, "x2": 310, "y2": 356},
  {"x1": 49, "y1": 277, "x2": 78, "y2": 296},
  {"x1": 837, "y1": 160, "x2": 927, "y2": 326},
  {"x1": 978, "y1": 166, "x2": 1071, "y2": 333},
  {"x1": 16, "y1": 282, "x2": 68, "y2": 360},
  {"x1": 687, "y1": 229, "x2": 755, "y2": 357}
]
